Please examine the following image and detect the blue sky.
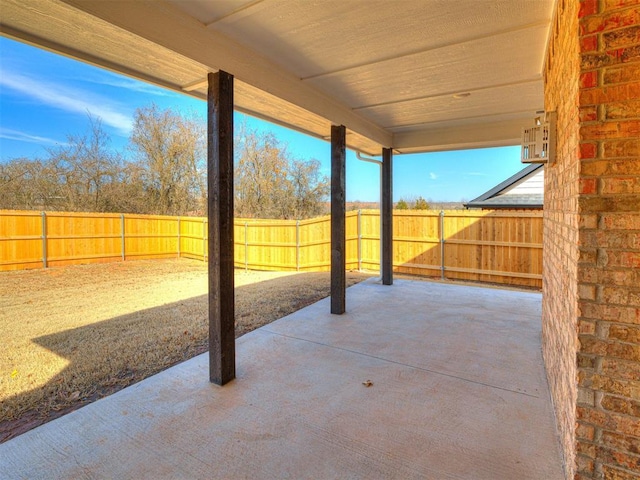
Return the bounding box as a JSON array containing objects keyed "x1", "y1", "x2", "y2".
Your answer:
[{"x1": 0, "y1": 36, "x2": 525, "y2": 203}]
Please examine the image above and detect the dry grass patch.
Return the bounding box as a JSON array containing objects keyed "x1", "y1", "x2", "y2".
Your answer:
[{"x1": 0, "y1": 259, "x2": 371, "y2": 441}]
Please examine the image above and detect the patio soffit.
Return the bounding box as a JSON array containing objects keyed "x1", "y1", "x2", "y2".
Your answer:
[{"x1": 0, "y1": 0, "x2": 555, "y2": 156}]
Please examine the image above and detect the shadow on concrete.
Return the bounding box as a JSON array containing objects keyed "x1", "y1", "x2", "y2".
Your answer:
[
  {"x1": 0, "y1": 279, "x2": 564, "y2": 479},
  {"x1": 0, "y1": 271, "x2": 371, "y2": 442}
]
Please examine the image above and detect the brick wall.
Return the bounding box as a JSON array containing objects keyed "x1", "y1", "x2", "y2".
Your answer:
[
  {"x1": 543, "y1": 0, "x2": 581, "y2": 477},
  {"x1": 544, "y1": 0, "x2": 640, "y2": 478},
  {"x1": 576, "y1": 0, "x2": 640, "y2": 478}
]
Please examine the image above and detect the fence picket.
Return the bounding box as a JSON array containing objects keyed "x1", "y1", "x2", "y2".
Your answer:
[
  {"x1": 0, "y1": 209, "x2": 543, "y2": 288},
  {"x1": 41, "y1": 211, "x2": 47, "y2": 269},
  {"x1": 121, "y1": 214, "x2": 125, "y2": 261}
]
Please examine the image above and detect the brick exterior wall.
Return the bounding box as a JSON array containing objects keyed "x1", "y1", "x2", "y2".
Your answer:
[
  {"x1": 544, "y1": 0, "x2": 640, "y2": 478},
  {"x1": 576, "y1": 0, "x2": 640, "y2": 478},
  {"x1": 543, "y1": 0, "x2": 581, "y2": 477}
]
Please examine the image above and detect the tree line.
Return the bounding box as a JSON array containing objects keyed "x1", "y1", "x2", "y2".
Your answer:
[
  {"x1": 0, "y1": 105, "x2": 329, "y2": 219},
  {"x1": 396, "y1": 196, "x2": 430, "y2": 210}
]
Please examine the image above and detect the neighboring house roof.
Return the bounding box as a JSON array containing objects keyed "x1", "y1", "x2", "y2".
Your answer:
[{"x1": 464, "y1": 164, "x2": 544, "y2": 209}]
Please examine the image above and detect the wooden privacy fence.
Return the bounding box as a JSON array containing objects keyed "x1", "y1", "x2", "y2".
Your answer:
[{"x1": 0, "y1": 209, "x2": 543, "y2": 288}]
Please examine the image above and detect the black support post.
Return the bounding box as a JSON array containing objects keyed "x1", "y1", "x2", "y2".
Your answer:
[
  {"x1": 208, "y1": 71, "x2": 235, "y2": 385},
  {"x1": 331, "y1": 125, "x2": 346, "y2": 314},
  {"x1": 382, "y1": 147, "x2": 393, "y2": 285}
]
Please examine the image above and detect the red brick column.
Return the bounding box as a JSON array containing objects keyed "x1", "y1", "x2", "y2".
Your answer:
[{"x1": 575, "y1": 0, "x2": 640, "y2": 478}]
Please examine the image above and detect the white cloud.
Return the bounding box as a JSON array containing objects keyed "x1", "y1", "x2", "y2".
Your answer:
[
  {"x1": 429, "y1": 172, "x2": 437, "y2": 180},
  {"x1": 0, "y1": 71, "x2": 133, "y2": 135},
  {"x1": 0, "y1": 127, "x2": 67, "y2": 147}
]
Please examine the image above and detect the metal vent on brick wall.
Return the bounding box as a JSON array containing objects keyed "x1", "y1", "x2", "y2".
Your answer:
[{"x1": 521, "y1": 112, "x2": 556, "y2": 164}]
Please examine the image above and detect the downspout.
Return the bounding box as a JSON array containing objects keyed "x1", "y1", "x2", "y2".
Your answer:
[{"x1": 355, "y1": 151, "x2": 383, "y2": 281}]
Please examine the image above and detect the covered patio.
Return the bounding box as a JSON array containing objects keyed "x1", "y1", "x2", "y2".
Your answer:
[
  {"x1": 0, "y1": 279, "x2": 563, "y2": 479},
  {"x1": 3, "y1": 0, "x2": 640, "y2": 477},
  {"x1": 0, "y1": 0, "x2": 555, "y2": 387}
]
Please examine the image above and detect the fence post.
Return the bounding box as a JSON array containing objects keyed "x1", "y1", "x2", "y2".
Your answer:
[
  {"x1": 357, "y1": 209, "x2": 362, "y2": 271},
  {"x1": 177, "y1": 217, "x2": 181, "y2": 258},
  {"x1": 41, "y1": 211, "x2": 47, "y2": 269},
  {"x1": 439, "y1": 210, "x2": 445, "y2": 280},
  {"x1": 120, "y1": 214, "x2": 126, "y2": 261},
  {"x1": 244, "y1": 222, "x2": 248, "y2": 272},
  {"x1": 203, "y1": 218, "x2": 207, "y2": 262},
  {"x1": 296, "y1": 220, "x2": 300, "y2": 271}
]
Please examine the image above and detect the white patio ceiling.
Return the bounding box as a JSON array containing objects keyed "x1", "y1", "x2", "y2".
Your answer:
[{"x1": 0, "y1": 0, "x2": 555, "y2": 156}]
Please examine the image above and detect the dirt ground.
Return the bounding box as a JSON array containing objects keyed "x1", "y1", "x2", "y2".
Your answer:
[{"x1": 0, "y1": 259, "x2": 372, "y2": 442}]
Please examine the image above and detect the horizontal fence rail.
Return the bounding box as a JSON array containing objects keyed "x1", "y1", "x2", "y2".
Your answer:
[{"x1": 0, "y1": 209, "x2": 543, "y2": 288}]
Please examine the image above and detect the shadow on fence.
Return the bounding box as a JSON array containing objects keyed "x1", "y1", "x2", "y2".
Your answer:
[{"x1": 392, "y1": 210, "x2": 543, "y2": 288}]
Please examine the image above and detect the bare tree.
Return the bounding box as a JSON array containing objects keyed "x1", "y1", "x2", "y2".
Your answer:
[
  {"x1": 0, "y1": 117, "x2": 139, "y2": 213},
  {"x1": 130, "y1": 104, "x2": 206, "y2": 215},
  {"x1": 288, "y1": 158, "x2": 329, "y2": 218},
  {"x1": 46, "y1": 117, "x2": 122, "y2": 212},
  {"x1": 234, "y1": 124, "x2": 329, "y2": 219},
  {"x1": 0, "y1": 157, "x2": 88, "y2": 211},
  {"x1": 99, "y1": 161, "x2": 149, "y2": 213},
  {"x1": 1, "y1": 107, "x2": 330, "y2": 219},
  {"x1": 0, "y1": 159, "x2": 56, "y2": 209}
]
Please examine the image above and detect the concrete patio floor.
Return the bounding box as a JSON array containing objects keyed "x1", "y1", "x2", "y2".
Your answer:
[{"x1": 0, "y1": 279, "x2": 564, "y2": 479}]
